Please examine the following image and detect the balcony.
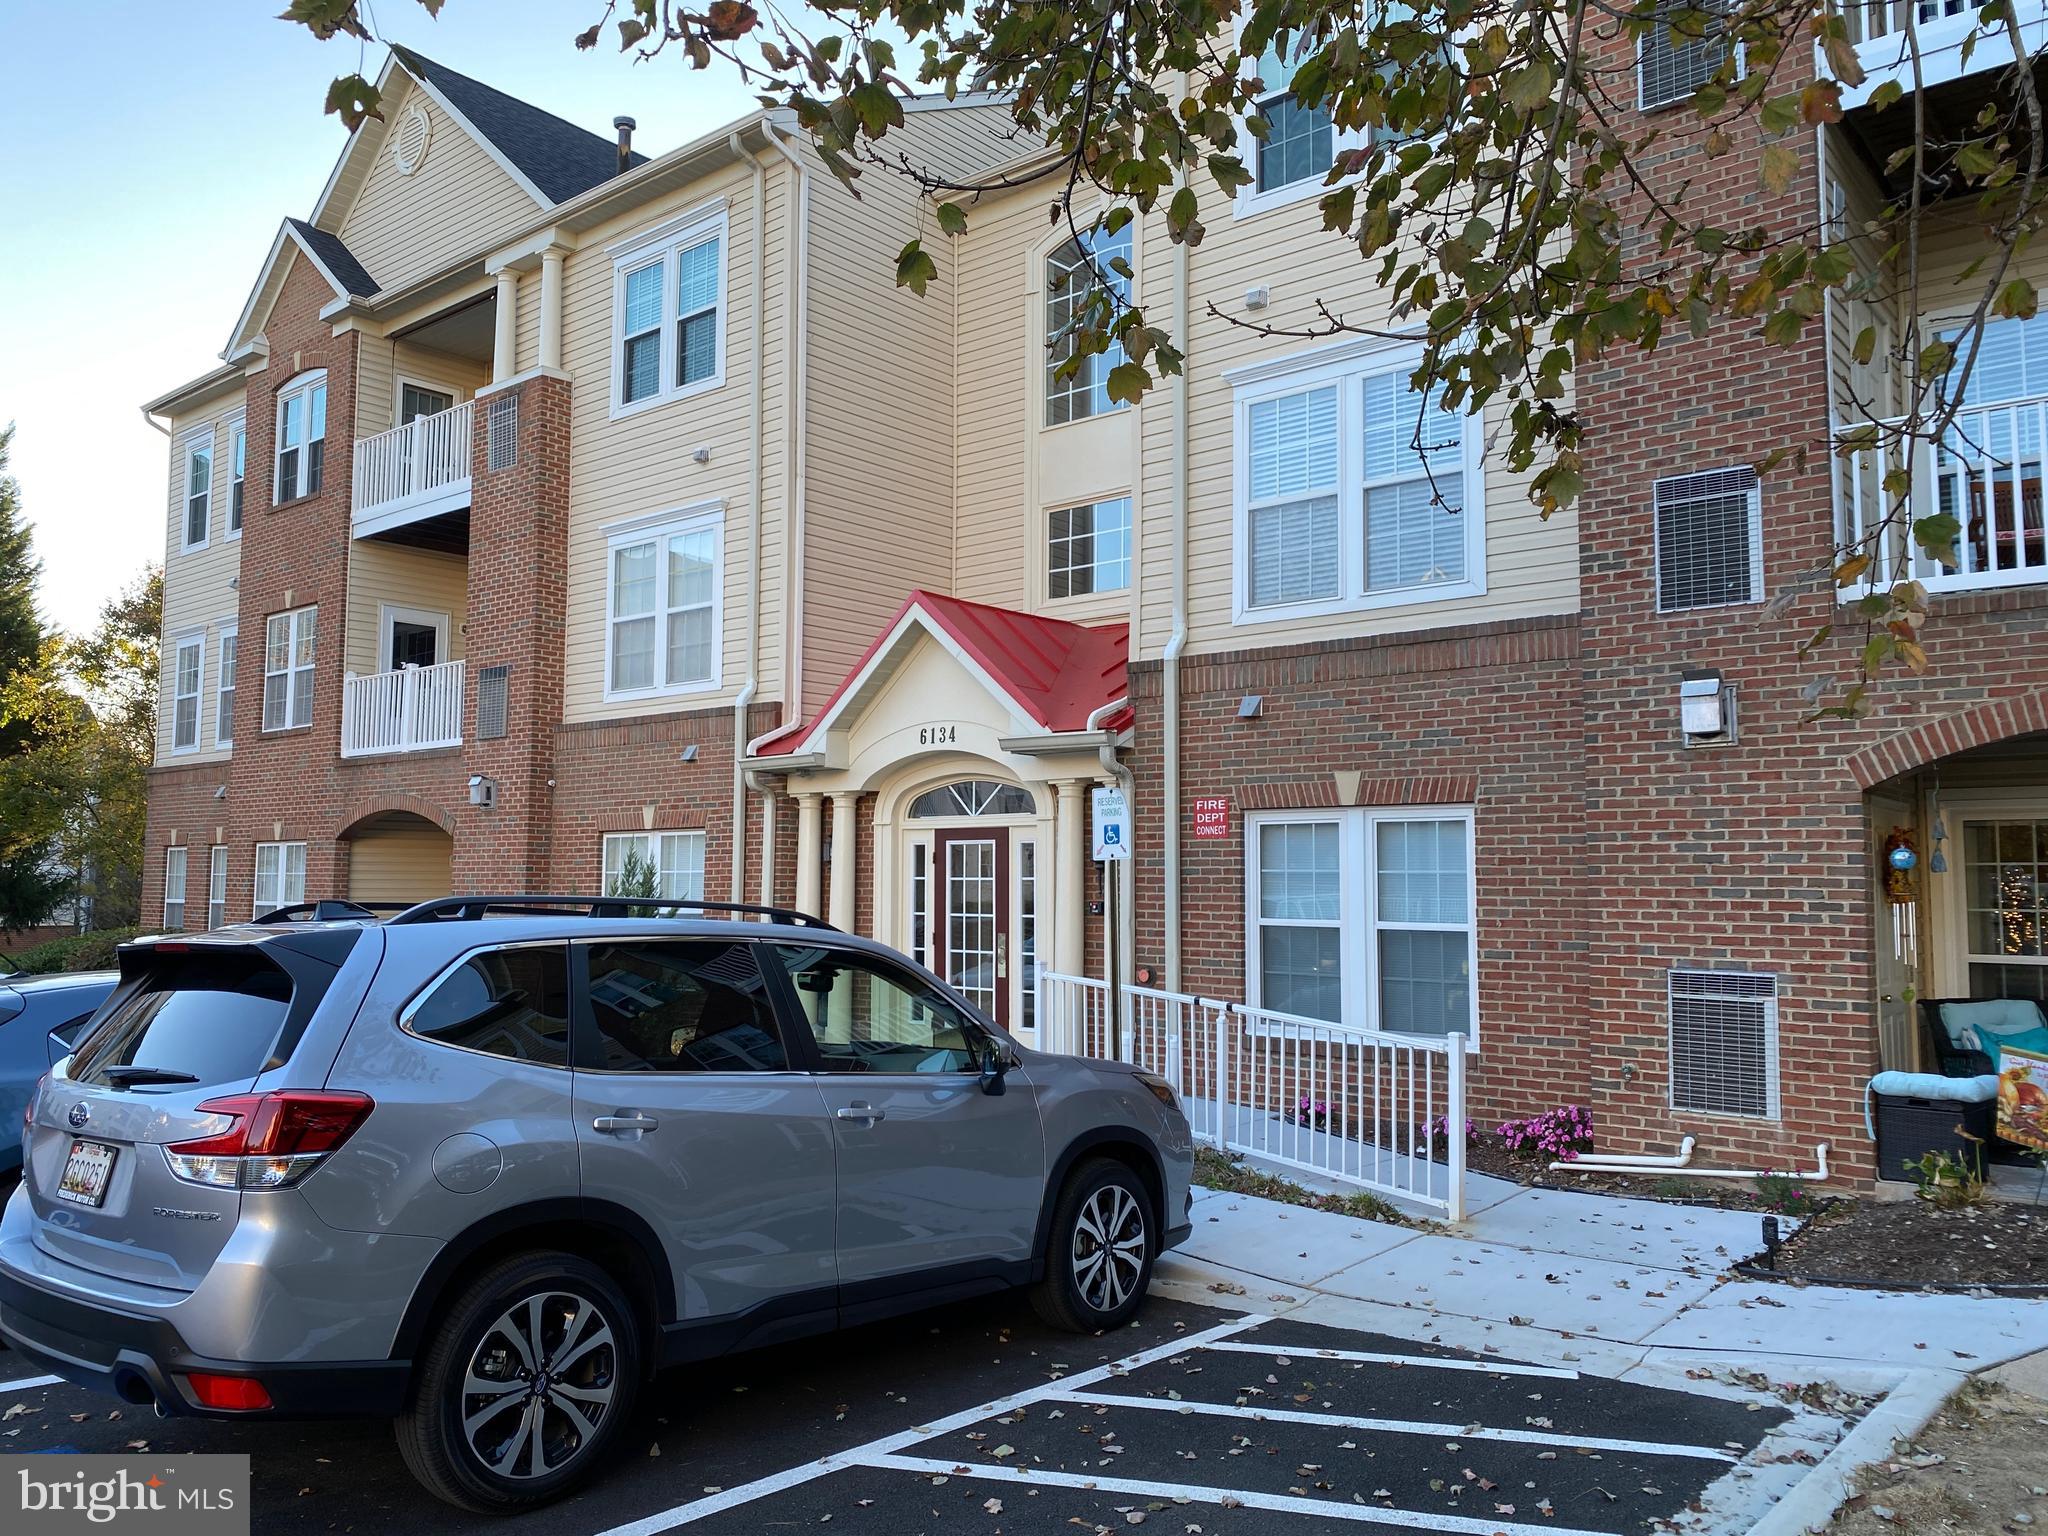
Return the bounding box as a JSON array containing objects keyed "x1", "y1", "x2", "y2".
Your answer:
[
  {"x1": 1836, "y1": 0, "x2": 2048, "y2": 111},
  {"x1": 1837, "y1": 393, "x2": 2048, "y2": 595},
  {"x1": 341, "y1": 660, "x2": 465, "y2": 758},
  {"x1": 351, "y1": 400, "x2": 473, "y2": 539}
]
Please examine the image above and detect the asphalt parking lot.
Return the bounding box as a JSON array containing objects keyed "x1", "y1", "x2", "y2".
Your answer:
[{"x1": 0, "y1": 1291, "x2": 1806, "y2": 1535}]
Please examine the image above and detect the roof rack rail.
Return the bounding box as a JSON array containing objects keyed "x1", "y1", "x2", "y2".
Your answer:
[
  {"x1": 251, "y1": 899, "x2": 412, "y2": 924},
  {"x1": 384, "y1": 895, "x2": 837, "y2": 929}
]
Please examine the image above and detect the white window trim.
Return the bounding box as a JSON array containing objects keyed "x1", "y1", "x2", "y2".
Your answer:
[
  {"x1": 253, "y1": 841, "x2": 307, "y2": 915},
  {"x1": 214, "y1": 622, "x2": 238, "y2": 750},
  {"x1": 226, "y1": 417, "x2": 247, "y2": 540},
  {"x1": 602, "y1": 504, "x2": 725, "y2": 703},
  {"x1": 1242, "y1": 805, "x2": 1479, "y2": 1048},
  {"x1": 1229, "y1": 338, "x2": 1486, "y2": 626},
  {"x1": 1045, "y1": 492, "x2": 1135, "y2": 605},
  {"x1": 378, "y1": 604, "x2": 452, "y2": 672},
  {"x1": 273, "y1": 369, "x2": 328, "y2": 503},
  {"x1": 207, "y1": 845, "x2": 229, "y2": 930},
  {"x1": 179, "y1": 429, "x2": 214, "y2": 554},
  {"x1": 1039, "y1": 215, "x2": 1136, "y2": 430},
  {"x1": 1232, "y1": 30, "x2": 1369, "y2": 220},
  {"x1": 608, "y1": 204, "x2": 730, "y2": 421},
  {"x1": 262, "y1": 605, "x2": 317, "y2": 734},
  {"x1": 395, "y1": 376, "x2": 462, "y2": 429},
  {"x1": 169, "y1": 631, "x2": 205, "y2": 755},
  {"x1": 601, "y1": 830, "x2": 708, "y2": 902},
  {"x1": 163, "y1": 846, "x2": 189, "y2": 931}
]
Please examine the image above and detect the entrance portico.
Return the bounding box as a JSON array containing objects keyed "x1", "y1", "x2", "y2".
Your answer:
[{"x1": 747, "y1": 592, "x2": 1131, "y2": 1046}]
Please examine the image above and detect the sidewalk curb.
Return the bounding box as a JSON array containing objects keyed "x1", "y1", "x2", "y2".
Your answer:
[{"x1": 1739, "y1": 1368, "x2": 1960, "y2": 1536}]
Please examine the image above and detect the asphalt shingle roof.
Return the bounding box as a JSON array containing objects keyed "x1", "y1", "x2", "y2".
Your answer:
[
  {"x1": 392, "y1": 46, "x2": 647, "y2": 205},
  {"x1": 287, "y1": 218, "x2": 379, "y2": 297}
]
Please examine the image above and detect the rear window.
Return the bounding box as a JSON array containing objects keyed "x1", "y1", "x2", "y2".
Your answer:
[{"x1": 71, "y1": 952, "x2": 293, "y2": 1090}]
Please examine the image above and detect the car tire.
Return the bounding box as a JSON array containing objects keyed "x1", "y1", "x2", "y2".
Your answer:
[
  {"x1": 395, "y1": 1251, "x2": 641, "y2": 1513},
  {"x1": 1031, "y1": 1158, "x2": 1156, "y2": 1334}
]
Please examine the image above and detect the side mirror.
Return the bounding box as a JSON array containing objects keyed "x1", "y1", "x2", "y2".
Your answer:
[{"x1": 977, "y1": 1037, "x2": 1011, "y2": 1096}]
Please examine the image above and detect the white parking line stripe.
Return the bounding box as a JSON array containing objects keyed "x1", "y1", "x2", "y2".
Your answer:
[
  {"x1": 858, "y1": 1453, "x2": 1617, "y2": 1536},
  {"x1": 1045, "y1": 1389, "x2": 1741, "y2": 1463},
  {"x1": 1196, "y1": 1339, "x2": 1580, "y2": 1379},
  {"x1": 0, "y1": 1373, "x2": 63, "y2": 1393},
  {"x1": 591, "y1": 1314, "x2": 1271, "y2": 1536}
]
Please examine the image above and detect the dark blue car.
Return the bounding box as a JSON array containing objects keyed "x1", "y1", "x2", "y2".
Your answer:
[{"x1": 0, "y1": 963, "x2": 117, "y2": 1182}]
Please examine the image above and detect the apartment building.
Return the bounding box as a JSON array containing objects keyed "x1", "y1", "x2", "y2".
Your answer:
[{"x1": 141, "y1": 30, "x2": 2048, "y2": 1178}]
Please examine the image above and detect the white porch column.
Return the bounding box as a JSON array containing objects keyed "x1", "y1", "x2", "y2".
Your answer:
[
  {"x1": 757, "y1": 788, "x2": 779, "y2": 910},
  {"x1": 491, "y1": 269, "x2": 518, "y2": 382},
  {"x1": 1054, "y1": 779, "x2": 1087, "y2": 979},
  {"x1": 538, "y1": 248, "x2": 565, "y2": 372},
  {"x1": 828, "y1": 791, "x2": 859, "y2": 931},
  {"x1": 794, "y1": 792, "x2": 823, "y2": 919}
]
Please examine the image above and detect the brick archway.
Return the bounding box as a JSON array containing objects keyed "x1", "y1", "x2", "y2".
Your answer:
[
  {"x1": 338, "y1": 792, "x2": 457, "y2": 839},
  {"x1": 1846, "y1": 692, "x2": 2048, "y2": 789}
]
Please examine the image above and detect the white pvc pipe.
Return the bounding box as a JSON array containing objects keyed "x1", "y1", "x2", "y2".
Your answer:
[
  {"x1": 1551, "y1": 1143, "x2": 1831, "y2": 1182},
  {"x1": 1566, "y1": 1137, "x2": 1696, "y2": 1169}
]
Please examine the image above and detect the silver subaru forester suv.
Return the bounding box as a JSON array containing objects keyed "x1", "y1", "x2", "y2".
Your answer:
[{"x1": 1, "y1": 896, "x2": 1193, "y2": 1512}]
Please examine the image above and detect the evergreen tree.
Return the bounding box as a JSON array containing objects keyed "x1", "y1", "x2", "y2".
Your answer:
[{"x1": 0, "y1": 425, "x2": 47, "y2": 756}]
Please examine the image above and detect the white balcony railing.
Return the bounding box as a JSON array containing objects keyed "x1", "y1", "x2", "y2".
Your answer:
[
  {"x1": 1837, "y1": 394, "x2": 2048, "y2": 595},
  {"x1": 351, "y1": 401, "x2": 473, "y2": 535},
  {"x1": 1835, "y1": 0, "x2": 2048, "y2": 109},
  {"x1": 341, "y1": 660, "x2": 465, "y2": 757}
]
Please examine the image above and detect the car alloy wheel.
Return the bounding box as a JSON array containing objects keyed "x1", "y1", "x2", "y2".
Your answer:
[
  {"x1": 460, "y1": 1291, "x2": 618, "y2": 1480},
  {"x1": 1070, "y1": 1183, "x2": 1147, "y2": 1314}
]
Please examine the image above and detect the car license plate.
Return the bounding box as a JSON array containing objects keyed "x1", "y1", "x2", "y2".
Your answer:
[{"x1": 57, "y1": 1140, "x2": 116, "y2": 1207}]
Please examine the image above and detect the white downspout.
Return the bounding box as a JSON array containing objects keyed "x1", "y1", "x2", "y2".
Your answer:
[
  {"x1": 729, "y1": 131, "x2": 765, "y2": 902},
  {"x1": 750, "y1": 122, "x2": 812, "y2": 757},
  {"x1": 1162, "y1": 153, "x2": 1191, "y2": 992}
]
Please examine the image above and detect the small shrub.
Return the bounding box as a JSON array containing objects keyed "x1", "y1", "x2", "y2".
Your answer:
[
  {"x1": 1287, "y1": 1096, "x2": 1330, "y2": 1130},
  {"x1": 10, "y1": 928, "x2": 140, "y2": 975},
  {"x1": 1497, "y1": 1104, "x2": 1594, "y2": 1161},
  {"x1": 1426, "y1": 1114, "x2": 1479, "y2": 1151},
  {"x1": 1752, "y1": 1170, "x2": 1821, "y2": 1218},
  {"x1": 1652, "y1": 1176, "x2": 1694, "y2": 1201},
  {"x1": 1906, "y1": 1148, "x2": 1988, "y2": 1209}
]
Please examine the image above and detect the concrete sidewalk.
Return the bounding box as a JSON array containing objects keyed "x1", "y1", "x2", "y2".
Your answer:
[{"x1": 1164, "y1": 1179, "x2": 2048, "y2": 1372}]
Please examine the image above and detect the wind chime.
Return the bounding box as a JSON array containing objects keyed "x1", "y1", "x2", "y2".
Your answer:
[{"x1": 1884, "y1": 827, "x2": 1920, "y2": 974}]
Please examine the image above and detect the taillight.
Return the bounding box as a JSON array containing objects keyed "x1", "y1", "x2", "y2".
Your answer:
[
  {"x1": 185, "y1": 1372, "x2": 272, "y2": 1411},
  {"x1": 163, "y1": 1090, "x2": 374, "y2": 1191}
]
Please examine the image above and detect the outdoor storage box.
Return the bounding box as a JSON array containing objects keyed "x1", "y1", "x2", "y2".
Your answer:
[{"x1": 1870, "y1": 1073, "x2": 1997, "y2": 1184}]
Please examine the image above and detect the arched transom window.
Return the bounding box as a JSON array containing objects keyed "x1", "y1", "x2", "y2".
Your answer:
[{"x1": 908, "y1": 780, "x2": 1035, "y2": 819}]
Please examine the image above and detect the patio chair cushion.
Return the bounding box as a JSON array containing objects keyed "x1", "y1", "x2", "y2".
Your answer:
[
  {"x1": 1977, "y1": 1023, "x2": 2048, "y2": 1069},
  {"x1": 1937, "y1": 999, "x2": 2047, "y2": 1050}
]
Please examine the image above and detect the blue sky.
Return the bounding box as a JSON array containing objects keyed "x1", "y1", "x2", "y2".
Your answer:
[{"x1": 0, "y1": 0, "x2": 768, "y2": 632}]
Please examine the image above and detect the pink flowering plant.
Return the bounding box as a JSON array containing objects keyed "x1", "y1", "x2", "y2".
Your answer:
[
  {"x1": 1496, "y1": 1104, "x2": 1595, "y2": 1162},
  {"x1": 1288, "y1": 1096, "x2": 1331, "y2": 1130},
  {"x1": 1427, "y1": 1114, "x2": 1479, "y2": 1150}
]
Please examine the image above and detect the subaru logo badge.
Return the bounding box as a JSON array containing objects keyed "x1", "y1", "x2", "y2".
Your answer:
[{"x1": 67, "y1": 1102, "x2": 89, "y2": 1129}]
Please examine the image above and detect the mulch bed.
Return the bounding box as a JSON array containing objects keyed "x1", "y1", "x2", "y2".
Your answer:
[{"x1": 1760, "y1": 1198, "x2": 2048, "y2": 1291}]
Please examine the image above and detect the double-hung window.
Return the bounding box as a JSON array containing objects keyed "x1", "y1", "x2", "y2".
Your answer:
[
  {"x1": 253, "y1": 842, "x2": 306, "y2": 914},
  {"x1": 207, "y1": 846, "x2": 229, "y2": 929},
  {"x1": 1246, "y1": 807, "x2": 1477, "y2": 1041},
  {"x1": 1045, "y1": 224, "x2": 1133, "y2": 426},
  {"x1": 215, "y1": 626, "x2": 237, "y2": 748},
  {"x1": 612, "y1": 209, "x2": 726, "y2": 415},
  {"x1": 181, "y1": 433, "x2": 212, "y2": 551},
  {"x1": 605, "y1": 508, "x2": 721, "y2": 699},
  {"x1": 275, "y1": 372, "x2": 327, "y2": 502},
  {"x1": 163, "y1": 847, "x2": 188, "y2": 931},
  {"x1": 1048, "y1": 496, "x2": 1132, "y2": 598},
  {"x1": 170, "y1": 634, "x2": 203, "y2": 752},
  {"x1": 1236, "y1": 35, "x2": 1370, "y2": 216},
  {"x1": 228, "y1": 420, "x2": 246, "y2": 535},
  {"x1": 262, "y1": 606, "x2": 316, "y2": 731},
  {"x1": 1234, "y1": 345, "x2": 1479, "y2": 621},
  {"x1": 601, "y1": 831, "x2": 707, "y2": 907}
]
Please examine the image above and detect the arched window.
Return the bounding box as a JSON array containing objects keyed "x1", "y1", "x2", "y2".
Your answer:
[
  {"x1": 1045, "y1": 224, "x2": 1132, "y2": 425},
  {"x1": 907, "y1": 780, "x2": 1036, "y2": 819}
]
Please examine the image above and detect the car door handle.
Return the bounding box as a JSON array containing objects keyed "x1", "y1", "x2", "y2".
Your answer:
[
  {"x1": 834, "y1": 1104, "x2": 885, "y2": 1124},
  {"x1": 592, "y1": 1114, "x2": 658, "y2": 1134}
]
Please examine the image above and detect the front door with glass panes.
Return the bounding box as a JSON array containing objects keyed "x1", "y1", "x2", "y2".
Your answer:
[{"x1": 904, "y1": 780, "x2": 1040, "y2": 1037}]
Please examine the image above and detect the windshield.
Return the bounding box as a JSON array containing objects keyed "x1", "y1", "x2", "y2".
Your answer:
[{"x1": 71, "y1": 951, "x2": 294, "y2": 1090}]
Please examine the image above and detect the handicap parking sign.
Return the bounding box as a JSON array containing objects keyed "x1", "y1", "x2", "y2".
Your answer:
[{"x1": 1092, "y1": 786, "x2": 1129, "y2": 860}]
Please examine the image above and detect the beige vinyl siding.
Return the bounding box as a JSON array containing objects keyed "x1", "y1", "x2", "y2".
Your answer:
[
  {"x1": 1823, "y1": 132, "x2": 1901, "y2": 429},
  {"x1": 157, "y1": 384, "x2": 248, "y2": 766},
  {"x1": 559, "y1": 159, "x2": 788, "y2": 725},
  {"x1": 335, "y1": 78, "x2": 541, "y2": 298},
  {"x1": 344, "y1": 542, "x2": 469, "y2": 676},
  {"x1": 354, "y1": 335, "x2": 489, "y2": 442},
  {"x1": 1135, "y1": 181, "x2": 1579, "y2": 659},
  {"x1": 798, "y1": 121, "x2": 963, "y2": 715},
  {"x1": 345, "y1": 813, "x2": 454, "y2": 902}
]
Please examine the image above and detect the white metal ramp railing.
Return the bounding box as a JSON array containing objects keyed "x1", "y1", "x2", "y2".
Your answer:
[{"x1": 1040, "y1": 972, "x2": 1468, "y2": 1221}]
